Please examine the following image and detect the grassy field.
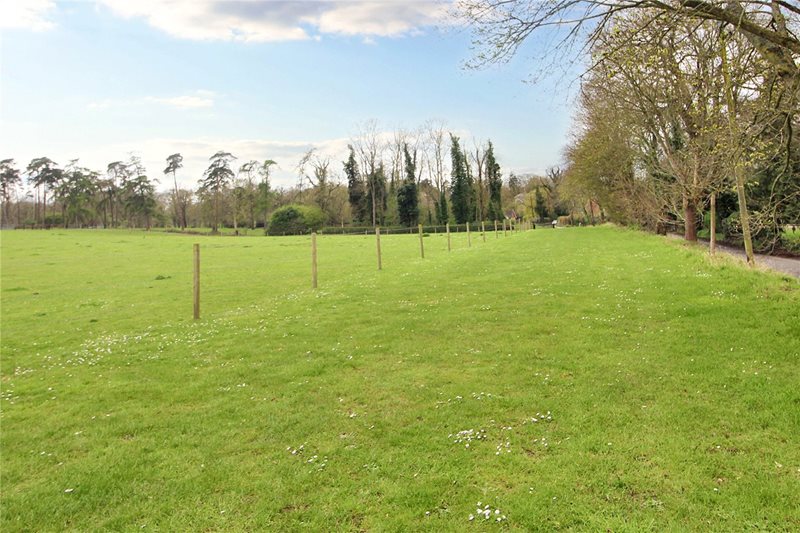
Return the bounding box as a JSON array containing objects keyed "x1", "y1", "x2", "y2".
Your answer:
[{"x1": 1, "y1": 226, "x2": 798, "y2": 531}]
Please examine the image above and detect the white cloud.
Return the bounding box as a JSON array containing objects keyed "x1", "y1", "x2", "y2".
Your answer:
[
  {"x1": 97, "y1": 0, "x2": 449, "y2": 43},
  {"x1": 315, "y1": 2, "x2": 447, "y2": 37},
  {"x1": 145, "y1": 95, "x2": 214, "y2": 109},
  {"x1": 0, "y1": 0, "x2": 57, "y2": 31},
  {"x1": 87, "y1": 91, "x2": 216, "y2": 110}
]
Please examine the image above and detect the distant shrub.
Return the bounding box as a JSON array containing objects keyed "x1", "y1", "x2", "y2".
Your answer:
[
  {"x1": 44, "y1": 214, "x2": 63, "y2": 226},
  {"x1": 267, "y1": 205, "x2": 325, "y2": 235}
]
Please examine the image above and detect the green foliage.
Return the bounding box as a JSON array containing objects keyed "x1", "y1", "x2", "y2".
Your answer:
[
  {"x1": 449, "y1": 134, "x2": 473, "y2": 224},
  {"x1": 199, "y1": 151, "x2": 236, "y2": 232},
  {"x1": 57, "y1": 162, "x2": 99, "y2": 227},
  {"x1": 0, "y1": 159, "x2": 21, "y2": 201},
  {"x1": 396, "y1": 144, "x2": 419, "y2": 226},
  {"x1": 435, "y1": 190, "x2": 449, "y2": 224},
  {"x1": 267, "y1": 204, "x2": 325, "y2": 235},
  {"x1": 345, "y1": 146, "x2": 368, "y2": 224},
  {"x1": 485, "y1": 141, "x2": 503, "y2": 221},
  {"x1": 534, "y1": 187, "x2": 549, "y2": 221}
]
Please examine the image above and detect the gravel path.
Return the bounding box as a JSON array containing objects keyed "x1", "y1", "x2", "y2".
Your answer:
[
  {"x1": 667, "y1": 234, "x2": 800, "y2": 278},
  {"x1": 713, "y1": 242, "x2": 800, "y2": 278}
]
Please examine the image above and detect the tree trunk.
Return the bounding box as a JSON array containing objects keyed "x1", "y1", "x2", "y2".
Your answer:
[
  {"x1": 684, "y1": 196, "x2": 698, "y2": 241},
  {"x1": 734, "y1": 166, "x2": 755, "y2": 265},
  {"x1": 213, "y1": 192, "x2": 219, "y2": 233}
]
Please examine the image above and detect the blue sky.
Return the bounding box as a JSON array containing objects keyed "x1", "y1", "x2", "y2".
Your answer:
[{"x1": 1, "y1": 1, "x2": 578, "y2": 189}]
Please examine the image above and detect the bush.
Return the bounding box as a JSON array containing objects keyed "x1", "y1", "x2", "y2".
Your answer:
[
  {"x1": 44, "y1": 214, "x2": 63, "y2": 226},
  {"x1": 267, "y1": 205, "x2": 325, "y2": 235}
]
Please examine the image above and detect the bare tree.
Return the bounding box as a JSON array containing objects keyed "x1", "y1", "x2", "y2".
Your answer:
[
  {"x1": 298, "y1": 148, "x2": 340, "y2": 222},
  {"x1": 352, "y1": 119, "x2": 386, "y2": 226}
]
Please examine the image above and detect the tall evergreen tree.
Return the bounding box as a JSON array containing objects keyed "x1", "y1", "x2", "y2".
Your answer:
[
  {"x1": 436, "y1": 190, "x2": 449, "y2": 224},
  {"x1": 344, "y1": 145, "x2": 367, "y2": 223},
  {"x1": 396, "y1": 143, "x2": 419, "y2": 226},
  {"x1": 26, "y1": 157, "x2": 61, "y2": 225},
  {"x1": 449, "y1": 134, "x2": 473, "y2": 224},
  {"x1": 199, "y1": 151, "x2": 236, "y2": 232},
  {"x1": 485, "y1": 141, "x2": 503, "y2": 221},
  {"x1": 0, "y1": 159, "x2": 21, "y2": 226},
  {"x1": 57, "y1": 161, "x2": 99, "y2": 228}
]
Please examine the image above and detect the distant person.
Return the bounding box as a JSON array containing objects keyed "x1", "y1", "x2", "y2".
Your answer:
[{"x1": 551, "y1": 220, "x2": 557, "y2": 229}]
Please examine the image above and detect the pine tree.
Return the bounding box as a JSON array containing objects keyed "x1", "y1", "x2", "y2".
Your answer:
[
  {"x1": 436, "y1": 190, "x2": 449, "y2": 224},
  {"x1": 344, "y1": 145, "x2": 367, "y2": 223},
  {"x1": 397, "y1": 143, "x2": 419, "y2": 226},
  {"x1": 199, "y1": 151, "x2": 236, "y2": 232},
  {"x1": 485, "y1": 141, "x2": 503, "y2": 221},
  {"x1": 449, "y1": 134, "x2": 473, "y2": 224}
]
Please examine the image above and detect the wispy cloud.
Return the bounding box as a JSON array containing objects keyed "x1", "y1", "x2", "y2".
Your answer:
[
  {"x1": 87, "y1": 90, "x2": 216, "y2": 110},
  {"x1": 0, "y1": 0, "x2": 57, "y2": 31},
  {"x1": 97, "y1": 0, "x2": 450, "y2": 43}
]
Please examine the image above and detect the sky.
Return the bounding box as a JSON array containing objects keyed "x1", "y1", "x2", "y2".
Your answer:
[{"x1": 0, "y1": 0, "x2": 579, "y2": 190}]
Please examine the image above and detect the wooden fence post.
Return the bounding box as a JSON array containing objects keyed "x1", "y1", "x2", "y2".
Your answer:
[
  {"x1": 503, "y1": 219, "x2": 507, "y2": 237},
  {"x1": 311, "y1": 232, "x2": 318, "y2": 289},
  {"x1": 418, "y1": 224, "x2": 425, "y2": 258},
  {"x1": 193, "y1": 243, "x2": 200, "y2": 320},
  {"x1": 376, "y1": 226, "x2": 382, "y2": 269},
  {"x1": 467, "y1": 223, "x2": 471, "y2": 247},
  {"x1": 494, "y1": 220, "x2": 498, "y2": 238},
  {"x1": 481, "y1": 221, "x2": 486, "y2": 242},
  {"x1": 446, "y1": 223, "x2": 451, "y2": 252}
]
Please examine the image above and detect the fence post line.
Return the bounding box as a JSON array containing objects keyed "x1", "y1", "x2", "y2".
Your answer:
[
  {"x1": 494, "y1": 220, "x2": 498, "y2": 238},
  {"x1": 418, "y1": 224, "x2": 425, "y2": 258},
  {"x1": 481, "y1": 221, "x2": 486, "y2": 242},
  {"x1": 446, "y1": 222, "x2": 451, "y2": 252},
  {"x1": 376, "y1": 226, "x2": 382, "y2": 270},
  {"x1": 467, "y1": 222, "x2": 471, "y2": 247},
  {"x1": 311, "y1": 232, "x2": 318, "y2": 289},
  {"x1": 193, "y1": 243, "x2": 200, "y2": 320},
  {"x1": 503, "y1": 219, "x2": 507, "y2": 237}
]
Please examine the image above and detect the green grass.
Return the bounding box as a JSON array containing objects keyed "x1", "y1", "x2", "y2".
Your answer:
[{"x1": 1, "y1": 226, "x2": 798, "y2": 531}]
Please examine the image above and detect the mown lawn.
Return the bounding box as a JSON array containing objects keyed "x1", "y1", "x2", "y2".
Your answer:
[{"x1": 1, "y1": 226, "x2": 798, "y2": 531}]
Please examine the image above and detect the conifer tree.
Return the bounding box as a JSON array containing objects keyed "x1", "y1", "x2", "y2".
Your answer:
[
  {"x1": 485, "y1": 141, "x2": 503, "y2": 221},
  {"x1": 449, "y1": 134, "x2": 473, "y2": 224},
  {"x1": 344, "y1": 145, "x2": 367, "y2": 223},
  {"x1": 397, "y1": 143, "x2": 419, "y2": 226}
]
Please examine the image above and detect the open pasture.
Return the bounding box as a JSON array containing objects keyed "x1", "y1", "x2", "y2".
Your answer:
[{"x1": 1, "y1": 226, "x2": 799, "y2": 530}]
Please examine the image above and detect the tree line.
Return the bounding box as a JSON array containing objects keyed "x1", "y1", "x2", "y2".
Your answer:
[{"x1": 1, "y1": 120, "x2": 582, "y2": 233}]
